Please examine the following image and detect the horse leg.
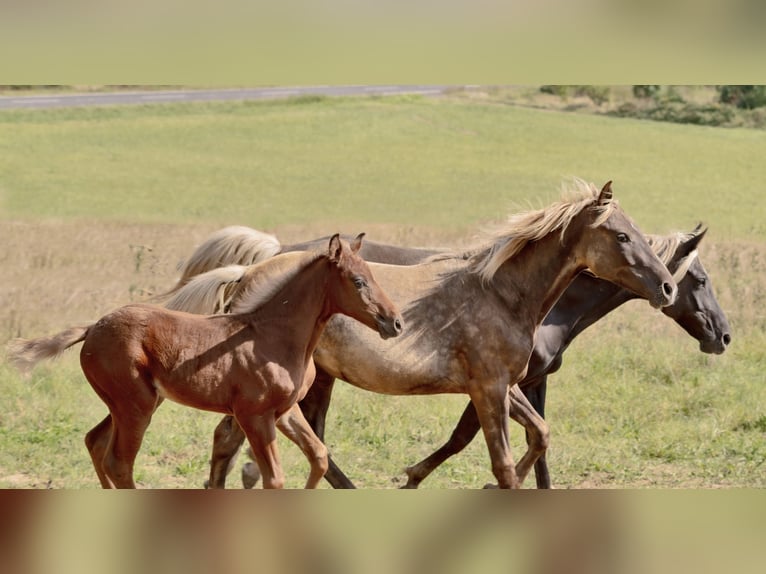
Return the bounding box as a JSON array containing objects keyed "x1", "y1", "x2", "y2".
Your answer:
[
  {"x1": 402, "y1": 402, "x2": 481, "y2": 488},
  {"x1": 235, "y1": 411, "x2": 284, "y2": 489},
  {"x1": 299, "y1": 371, "x2": 356, "y2": 489},
  {"x1": 238, "y1": 369, "x2": 350, "y2": 489},
  {"x1": 83, "y1": 368, "x2": 160, "y2": 489},
  {"x1": 468, "y1": 380, "x2": 520, "y2": 489},
  {"x1": 276, "y1": 403, "x2": 329, "y2": 489},
  {"x1": 299, "y1": 369, "x2": 335, "y2": 440},
  {"x1": 102, "y1": 410, "x2": 154, "y2": 488},
  {"x1": 508, "y1": 383, "x2": 549, "y2": 486},
  {"x1": 206, "y1": 415, "x2": 248, "y2": 489},
  {"x1": 523, "y1": 379, "x2": 551, "y2": 489},
  {"x1": 84, "y1": 414, "x2": 114, "y2": 488}
]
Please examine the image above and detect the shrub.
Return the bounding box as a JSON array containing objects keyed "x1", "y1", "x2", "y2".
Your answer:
[
  {"x1": 633, "y1": 85, "x2": 660, "y2": 99},
  {"x1": 540, "y1": 85, "x2": 571, "y2": 97},
  {"x1": 717, "y1": 85, "x2": 766, "y2": 110},
  {"x1": 540, "y1": 85, "x2": 610, "y2": 105}
]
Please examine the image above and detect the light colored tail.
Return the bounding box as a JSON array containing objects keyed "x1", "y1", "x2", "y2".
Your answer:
[
  {"x1": 6, "y1": 325, "x2": 91, "y2": 373},
  {"x1": 164, "y1": 265, "x2": 249, "y2": 314},
  {"x1": 174, "y1": 226, "x2": 281, "y2": 289}
]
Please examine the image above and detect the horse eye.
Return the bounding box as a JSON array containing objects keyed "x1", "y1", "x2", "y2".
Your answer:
[
  {"x1": 616, "y1": 232, "x2": 630, "y2": 243},
  {"x1": 697, "y1": 277, "x2": 707, "y2": 287},
  {"x1": 353, "y1": 277, "x2": 367, "y2": 289}
]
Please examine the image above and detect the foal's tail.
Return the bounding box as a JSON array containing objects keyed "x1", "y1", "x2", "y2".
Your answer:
[
  {"x1": 6, "y1": 325, "x2": 91, "y2": 373},
  {"x1": 159, "y1": 226, "x2": 282, "y2": 299}
]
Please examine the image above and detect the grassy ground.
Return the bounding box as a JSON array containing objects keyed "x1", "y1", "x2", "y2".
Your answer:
[{"x1": 0, "y1": 92, "x2": 763, "y2": 488}]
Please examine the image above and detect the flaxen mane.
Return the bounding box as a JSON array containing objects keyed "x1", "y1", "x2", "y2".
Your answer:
[
  {"x1": 469, "y1": 179, "x2": 617, "y2": 283},
  {"x1": 175, "y1": 226, "x2": 282, "y2": 288},
  {"x1": 164, "y1": 251, "x2": 322, "y2": 316}
]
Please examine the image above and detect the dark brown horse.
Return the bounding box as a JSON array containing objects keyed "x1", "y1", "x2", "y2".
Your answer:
[
  {"x1": 7, "y1": 235, "x2": 402, "y2": 488},
  {"x1": 165, "y1": 181, "x2": 678, "y2": 488}
]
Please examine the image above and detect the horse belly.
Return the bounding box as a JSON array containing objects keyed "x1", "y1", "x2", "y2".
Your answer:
[
  {"x1": 315, "y1": 320, "x2": 464, "y2": 395},
  {"x1": 152, "y1": 373, "x2": 235, "y2": 414}
]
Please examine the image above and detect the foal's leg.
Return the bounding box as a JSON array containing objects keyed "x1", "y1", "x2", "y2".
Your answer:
[
  {"x1": 235, "y1": 412, "x2": 284, "y2": 489},
  {"x1": 468, "y1": 379, "x2": 520, "y2": 489},
  {"x1": 239, "y1": 369, "x2": 353, "y2": 489},
  {"x1": 276, "y1": 403, "x2": 329, "y2": 489},
  {"x1": 84, "y1": 414, "x2": 114, "y2": 488},
  {"x1": 508, "y1": 383, "x2": 549, "y2": 486},
  {"x1": 84, "y1": 370, "x2": 160, "y2": 489},
  {"x1": 103, "y1": 409, "x2": 155, "y2": 488}
]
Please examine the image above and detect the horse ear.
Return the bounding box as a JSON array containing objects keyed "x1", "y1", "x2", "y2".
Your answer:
[
  {"x1": 328, "y1": 233, "x2": 343, "y2": 263},
  {"x1": 680, "y1": 224, "x2": 707, "y2": 255},
  {"x1": 350, "y1": 233, "x2": 365, "y2": 253},
  {"x1": 597, "y1": 181, "x2": 613, "y2": 205}
]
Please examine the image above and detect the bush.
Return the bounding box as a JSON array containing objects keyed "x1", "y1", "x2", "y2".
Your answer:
[
  {"x1": 574, "y1": 85, "x2": 610, "y2": 106},
  {"x1": 540, "y1": 85, "x2": 610, "y2": 105},
  {"x1": 540, "y1": 85, "x2": 571, "y2": 97},
  {"x1": 717, "y1": 86, "x2": 766, "y2": 110},
  {"x1": 633, "y1": 85, "x2": 660, "y2": 99},
  {"x1": 609, "y1": 102, "x2": 736, "y2": 127}
]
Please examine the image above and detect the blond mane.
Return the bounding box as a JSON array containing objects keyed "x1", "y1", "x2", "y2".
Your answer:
[
  {"x1": 470, "y1": 179, "x2": 617, "y2": 283},
  {"x1": 163, "y1": 250, "x2": 323, "y2": 316},
  {"x1": 177, "y1": 226, "x2": 282, "y2": 286}
]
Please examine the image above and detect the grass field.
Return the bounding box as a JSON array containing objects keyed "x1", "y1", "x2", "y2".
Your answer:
[{"x1": 1, "y1": 91, "x2": 764, "y2": 488}]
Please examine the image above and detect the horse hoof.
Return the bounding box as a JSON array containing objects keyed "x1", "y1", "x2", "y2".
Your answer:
[
  {"x1": 482, "y1": 483, "x2": 499, "y2": 489},
  {"x1": 242, "y1": 462, "x2": 261, "y2": 489}
]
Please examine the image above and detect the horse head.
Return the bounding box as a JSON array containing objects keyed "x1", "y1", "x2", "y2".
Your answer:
[
  {"x1": 580, "y1": 181, "x2": 678, "y2": 309},
  {"x1": 327, "y1": 233, "x2": 403, "y2": 340},
  {"x1": 659, "y1": 225, "x2": 731, "y2": 354}
]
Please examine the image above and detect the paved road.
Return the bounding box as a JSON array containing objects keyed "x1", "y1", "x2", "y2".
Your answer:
[{"x1": 0, "y1": 85, "x2": 457, "y2": 109}]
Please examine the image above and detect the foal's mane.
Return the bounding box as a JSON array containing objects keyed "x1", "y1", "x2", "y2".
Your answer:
[
  {"x1": 228, "y1": 250, "x2": 324, "y2": 314},
  {"x1": 469, "y1": 179, "x2": 617, "y2": 283}
]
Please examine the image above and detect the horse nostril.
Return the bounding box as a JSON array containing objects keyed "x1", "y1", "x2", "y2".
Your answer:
[
  {"x1": 722, "y1": 333, "x2": 731, "y2": 346},
  {"x1": 394, "y1": 318, "x2": 403, "y2": 333},
  {"x1": 662, "y1": 282, "x2": 675, "y2": 297}
]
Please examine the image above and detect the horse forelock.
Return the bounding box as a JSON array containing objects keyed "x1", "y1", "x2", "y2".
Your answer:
[
  {"x1": 470, "y1": 179, "x2": 617, "y2": 283},
  {"x1": 228, "y1": 251, "x2": 324, "y2": 314},
  {"x1": 646, "y1": 232, "x2": 699, "y2": 282}
]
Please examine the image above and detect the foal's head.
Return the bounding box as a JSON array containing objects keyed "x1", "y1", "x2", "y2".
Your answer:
[
  {"x1": 579, "y1": 181, "x2": 677, "y2": 309},
  {"x1": 326, "y1": 234, "x2": 403, "y2": 339}
]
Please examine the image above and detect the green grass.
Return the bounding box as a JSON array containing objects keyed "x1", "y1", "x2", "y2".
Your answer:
[
  {"x1": 2, "y1": 95, "x2": 765, "y2": 239},
  {"x1": 1, "y1": 93, "x2": 763, "y2": 488}
]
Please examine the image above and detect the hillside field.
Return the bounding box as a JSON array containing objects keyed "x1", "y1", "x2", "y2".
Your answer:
[{"x1": 1, "y1": 93, "x2": 764, "y2": 488}]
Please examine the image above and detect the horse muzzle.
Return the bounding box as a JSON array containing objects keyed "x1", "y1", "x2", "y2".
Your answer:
[
  {"x1": 377, "y1": 315, "x2": 404, "y2": 340},
  {"x1": 699, "y1": 331, "x2": 731, "y2": 355},
  {"x1": 651, "y1": 280, "x2": 678, "y2": 309}
]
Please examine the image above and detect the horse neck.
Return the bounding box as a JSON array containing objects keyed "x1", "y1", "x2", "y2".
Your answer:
[
  {"x1": 545, "y1": 273, "x2": 638, "y2": 343},
  {"x1": 243, "y1": 258, "x2": 333, "y2": 362},
  {"x1": 491, "y1": 219, "x2": 590, "y2": 326}
]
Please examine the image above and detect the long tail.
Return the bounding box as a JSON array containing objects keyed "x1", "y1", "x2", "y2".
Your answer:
[
  {"x1": 162, "y1": 227, "x2": 281, "y2": 298},
  {"x1": 164, "y1": 265, "x2": 249, "y2": 314},
  {"x1": 6, "y1": 325, "x2": 92, "y2": 373}
]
